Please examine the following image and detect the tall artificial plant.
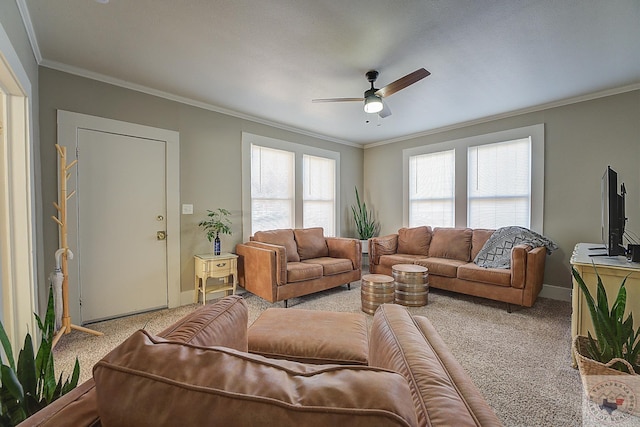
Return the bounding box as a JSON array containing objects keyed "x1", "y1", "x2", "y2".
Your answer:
[
  {"x1": 351, "y1": 187, "x2": 379, "y2": 240},
  {"x1": 0, "y1": 286, "x2": 80, "y2": 426},
  {"x1": 572, "y1": 265, "x2": 640, "y2": 374}
]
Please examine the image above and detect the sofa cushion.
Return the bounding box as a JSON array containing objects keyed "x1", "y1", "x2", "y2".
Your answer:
[
  {"x1": 294, "y1": 227, "x2": 329, "y2": 260},
  {"x1": 254, "y1": 228, "x2": 300, "y2": 262},
  {"x1": 397, "y1": 226, "x2": 432, "y2": 256},
  {"x1": 379, "y1": 254, "x2": 426, "y2": 269},
  {"x1": 286, "y1": 262, "x2": 323, "y2": 283},
  {"x1": 457, "y1": 263, "x2": 511, "y2": 287},
  {"x1": 94, "y1": 330, "x2": 417, "y2": 427},
  {"x1": 415, "y1": 257, "x2": 467, "y2": 278},
  {"x1": 248, "y1": 308, "x2": 369, "y2": 365},
  {"x1": 471, "y1": 229, "x2": 495, "y2": 261},
  {"x1": 428, "y1": 228, "x2": 473, "y2": 261},
  {"x1": 301, "y1": 257, "x2": 353, "y2": 276}
]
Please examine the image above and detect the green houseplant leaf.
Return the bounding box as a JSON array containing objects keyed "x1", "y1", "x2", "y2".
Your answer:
[
  {"x1": 572, "y1": 265, "x2": 638, "y2": 374},
  {"x1": 198, "y1": 208, "x2": 232, "y2": 242},
  {"x1": 351, "y1": 187, "x2": 379, "y2": 240},
  {"x1": 0, "y1": 285, "x2": 80, "y2": 426}
]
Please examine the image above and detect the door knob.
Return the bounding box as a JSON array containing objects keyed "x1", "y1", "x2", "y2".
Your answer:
[{"x1": 157, "y1": 231, "x2": 167, "y2": 240}]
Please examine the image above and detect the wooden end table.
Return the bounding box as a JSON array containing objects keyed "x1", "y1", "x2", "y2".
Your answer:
[{"x1": 194, "y1": 253, "x2": 238, "y2": 305}]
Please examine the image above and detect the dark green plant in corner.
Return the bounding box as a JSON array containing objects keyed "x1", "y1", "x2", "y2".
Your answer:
[
  {"x1": 572, "y1": 265, "x2": 640, "y2": 374},
  {"x1": 351, "y1": 187, "x2": 379, "y2": 240},
  {"x1": 198, "y1": 208, "x2": 233, "y2": 242},
  {"x1": 0, "y1": 286, "x2": 80, "y2": 426}
]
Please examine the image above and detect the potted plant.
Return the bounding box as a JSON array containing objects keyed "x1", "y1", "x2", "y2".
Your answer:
[
  {"x1": 350, "y1": 187, "x2": 379, "y2": 253},
  {"x1": 572, "y1": 265, "x2": 640, "y2": 414},
  {"x1": 199, "y1": 208, "x2": 232, "y2": 255},
  {"x1": 0, "y1": 286, "x2": 80, "y2": 426}
]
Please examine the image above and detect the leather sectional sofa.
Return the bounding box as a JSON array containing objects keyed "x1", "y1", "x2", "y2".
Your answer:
[
  {"x1": 369, "y1": 226, "x2": 547, "y2": 308},
  {"x1": 19, "y1": 295, "x2": 502, "y2": 426},
  {"x1": 236, "y1": 227, "x2": 361, "y2": 306}
]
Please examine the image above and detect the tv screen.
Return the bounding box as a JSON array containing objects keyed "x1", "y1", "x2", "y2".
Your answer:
[{"x1": 601, "y1": 166, "x2": 626, "y2": 256}]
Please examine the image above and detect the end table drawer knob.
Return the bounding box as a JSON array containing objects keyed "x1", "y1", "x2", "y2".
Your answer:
[{"x1": 216, "y1": 262, "x2": 226, "y2": 267}]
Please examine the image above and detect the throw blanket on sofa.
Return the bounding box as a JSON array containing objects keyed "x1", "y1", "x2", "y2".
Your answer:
[{"x1": 474, "y1": 226, "x2": 558, "y2": 269}]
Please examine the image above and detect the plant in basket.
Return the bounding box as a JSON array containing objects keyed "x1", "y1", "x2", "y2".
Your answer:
[{"x1": 572, "y1": 265, "x2": 640, "y2": 374}]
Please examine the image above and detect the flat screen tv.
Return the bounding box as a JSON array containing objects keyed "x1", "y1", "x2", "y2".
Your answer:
[{"x1": 601, "y1": 166, "x2": 627, "y2": 256}]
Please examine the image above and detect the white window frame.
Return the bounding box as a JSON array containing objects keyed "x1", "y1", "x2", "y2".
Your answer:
[
  {"x1": 241, "y1": 133, "x2": 340, "y2": 242},
  {"x1": 403, "y1": 124, "x2": 545, "y2": 233}
]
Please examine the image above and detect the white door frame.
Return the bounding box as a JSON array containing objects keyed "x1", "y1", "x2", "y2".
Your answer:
[
  {"x1": 57, "y1": 110, "x2": 180, "y2": 324},
  {"x1": 0, "y1": 24, "x2": 37, "y2": 354}
]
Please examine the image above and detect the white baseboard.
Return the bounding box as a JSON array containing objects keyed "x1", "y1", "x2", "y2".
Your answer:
[{"x1": 539, "y1": 284, "x2": 571, "y2": 302}]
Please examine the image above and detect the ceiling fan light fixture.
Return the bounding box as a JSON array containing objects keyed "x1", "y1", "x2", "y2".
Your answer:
[{"x1": 364, "y1": 94, "x2": 383, "y2": 114}]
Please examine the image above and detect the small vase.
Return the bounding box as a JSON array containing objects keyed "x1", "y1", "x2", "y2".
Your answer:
[{"x1": 214, "y1": 233, "x2": 221, "y2": 255}]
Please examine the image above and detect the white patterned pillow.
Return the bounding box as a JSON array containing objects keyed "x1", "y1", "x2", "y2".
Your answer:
[{"x1": 474, "y1": 226, "x2": 557, "y2": 269}]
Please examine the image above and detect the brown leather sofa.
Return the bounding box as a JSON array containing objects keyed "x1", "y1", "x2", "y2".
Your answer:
[
  {"x1": 369, "y1": 226, "x2": 547, "y2": 308},
  {"x1": 236, "y1": 227, "x2": 361, "y2": 306},
  {"x1": 19, "y1": 295, "x2": 502, "y2": 426}
]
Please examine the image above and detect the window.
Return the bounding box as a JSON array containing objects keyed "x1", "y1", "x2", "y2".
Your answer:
[
  {"x1": 242, "y1": 133, "x2": 340, "y2": 241},
  {"x1": 303, "y1": 155, "x2": 335, "y2": 233},
  {"x1": 250, "y1": 145, "x2": 295, "y2": 231},
  {"x1": 468, "y1": 138, "x2": 531, "y2": 229},
  {"x1": 403, "y1": 124, "x2": 544, "y2": 232},
  {"x1": 408, "y1": 150, "x2": 455, "y2": 227}
]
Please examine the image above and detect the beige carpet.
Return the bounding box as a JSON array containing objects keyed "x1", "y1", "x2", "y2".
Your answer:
[{"x1": 53, "y1": 282, "x2": 583, "y2": 426}]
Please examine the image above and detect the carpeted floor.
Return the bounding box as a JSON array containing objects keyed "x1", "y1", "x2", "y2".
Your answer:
[{"x1": 53, "y1": 281, "x2": 584, "y2": 426}]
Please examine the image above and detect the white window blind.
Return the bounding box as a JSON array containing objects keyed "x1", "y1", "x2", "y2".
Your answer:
[
  {"x1": 467, "y1": 137, "x2": 531, "y2": 229},
  {"x1": 250, "y1": 144, "x2": 295, "y2": 232},
  {"x1": 409, "y1": 149, "x2": 455, "y2": 228},
  {"x1": 303, "y1": 155, "x2": 336, "y2": 236}
]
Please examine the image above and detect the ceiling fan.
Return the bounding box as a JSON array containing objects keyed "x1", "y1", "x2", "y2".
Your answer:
[{"x1": 312, "y1": 68, "x2": 430, "y2": 118}]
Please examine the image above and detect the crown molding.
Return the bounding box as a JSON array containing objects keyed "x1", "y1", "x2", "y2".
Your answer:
[
  {"x1": 364, "y1": 83, "x2": 640, "y2": 149},
  {"x1": 39, "y1": 59, "x2": 361, "y2": 149},
  {"x1": 16, "y1": 0, "x2": 42, "y2": 64}
]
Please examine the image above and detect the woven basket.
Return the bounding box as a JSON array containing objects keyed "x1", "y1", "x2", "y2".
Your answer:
[
  {"x1": 573, "y1": 335, "x2": 640, "y2": 417},
  {"x1": 573, "y1": 335, "x2": 637, "y2": 378}
]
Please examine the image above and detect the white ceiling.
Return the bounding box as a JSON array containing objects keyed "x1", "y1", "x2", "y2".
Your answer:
[{"x1": 20, "y1": 0, "x2": 640, "y2": 145}]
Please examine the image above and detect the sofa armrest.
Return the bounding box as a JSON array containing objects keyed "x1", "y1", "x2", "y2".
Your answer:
[
  {"x1": 369, "y1": 304, "x2": 502, "y2": 427},
  {"x1": 326, "y1": 237, "x2": 361, "y2": 270},
  {"x1": 236, "y1": 243, "x2": 279, "y2": 303},
  {"x1": 510, "y1": 244, "x2": 530, "y2": 288},
  {"x1": 522, "y1": 246, "x2": 546, "y2": 306},
  {"x1": 16, "y1": 380, "x2": 99, "y2": 427},
  {"x1": 158, "y1": 295, "x2": 248, "y2": 351},
  {"x1": 369, "y1": 234, "x2": 398, "y2": 265}
]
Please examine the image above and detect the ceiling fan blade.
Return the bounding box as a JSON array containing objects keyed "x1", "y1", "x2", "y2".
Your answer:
[
  {"x1": 375, "y1": 68, "x2": 431, "y2": 98},
  {"x1": 378, "y1": 100, "x2": 392, "y2": 118},
  {"x1": 312, "y1": 97, "x2": 364, "y2": 103}
]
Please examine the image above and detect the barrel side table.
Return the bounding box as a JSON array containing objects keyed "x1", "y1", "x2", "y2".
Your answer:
[
  {"x1": 392, "y1": 264, "x2": 429, "y2": 307},
  {"x1": 361, "y1": 274, "x2": 395, "y2": 314}
]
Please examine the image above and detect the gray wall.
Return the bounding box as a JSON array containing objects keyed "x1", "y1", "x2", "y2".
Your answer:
[
  {"x1": 37, "y1": 67, "x2": 640, "y2": 298},
  {"x1": 38, "y1": 68, "x2": 364, "y2": 301},
  {"x1": 365, "y1": 90, "x2": 640, "y2": 289}
]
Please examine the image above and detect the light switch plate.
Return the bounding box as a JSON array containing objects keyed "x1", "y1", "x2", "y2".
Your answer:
[{"x1": 182, "y1": 204, "x2": 193, "y2": 215}]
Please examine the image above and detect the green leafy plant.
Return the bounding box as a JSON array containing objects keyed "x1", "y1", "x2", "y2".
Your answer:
[
  {"x1": 0, "y1": 286, "x2": 80, "y2": 426},
  {"x1": 350, "y1": 187, "x2": 379, "y2": 240},
  {"x1": 198, "y1": 208, "x2": 232, "y2": 242},
  {"x1": 572, "y1": 265, "x2": 640, "y2": 374}
]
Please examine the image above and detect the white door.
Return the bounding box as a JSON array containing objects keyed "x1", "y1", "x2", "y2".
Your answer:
[{"x1": 77, "y1": 129, "x2": 168, "y2": 323}]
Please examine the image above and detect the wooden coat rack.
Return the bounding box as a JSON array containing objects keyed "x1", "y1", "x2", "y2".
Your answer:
[{"x1": 52, "y1": 144, "x2": 102, "y2": 348}]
